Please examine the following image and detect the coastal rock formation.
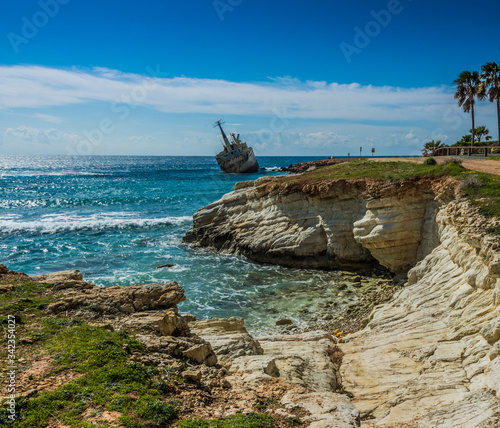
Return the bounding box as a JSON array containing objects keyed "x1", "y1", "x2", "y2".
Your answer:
[
  {"x1": 190, "y1": 316, "x2": 360, "y2": 427},
  {"x1": 185, "y1": 171, "x2": 500, "y2": 425},
  {"x1": 42, "y1": 272, "x2": 217, "y2": 364},
  {"x1": 188, "y1": 317, "x2": 264, "y2": 363},
  {"x1": 184, "y1": 176, "x2": 451, "y2": 276},
  {"x1": 46, "y1": 280, "x2": 186, "y2": 315},
  {"x1": 10, "y1": 268, "x2": 360, "y2": 425},
  {"x1": 341, "y1": 200, "x2": 500, "y2": 426}
]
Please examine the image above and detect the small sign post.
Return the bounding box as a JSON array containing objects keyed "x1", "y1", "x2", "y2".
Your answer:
[
  {"x1": 360, "y1": 147, "x2": 362, "y2": 158},
  {"x1": 371, "y1": 148, "x2": 375, "y2": 157}
]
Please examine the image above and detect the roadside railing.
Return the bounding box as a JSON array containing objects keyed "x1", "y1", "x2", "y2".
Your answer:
[{"x1": 431, "y1": 146, "x2": 500, "y2": 157}]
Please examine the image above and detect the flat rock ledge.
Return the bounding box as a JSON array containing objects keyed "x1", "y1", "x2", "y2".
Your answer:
[{"x1": 189, "y1": 317, "x2": 360, "y2": 427}]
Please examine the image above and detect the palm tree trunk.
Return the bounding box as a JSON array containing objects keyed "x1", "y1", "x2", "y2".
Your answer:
[
  {"x1": 497, "y1": 97, "x2": 500, "y2": 144},
  {"x1": 471, "y1": 103, "x2": 475, "y2": 154}
]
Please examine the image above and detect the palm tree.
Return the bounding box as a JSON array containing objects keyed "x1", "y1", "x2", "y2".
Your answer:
[
  {"x1": 453, "y1": 70, "x2": 481, "y2": 150},
  {"x1": 470, "y1": 126, "x2": 491, "y2": 143},
  {"x1": 422, "y1": 140, "x2": 444, "y2": 156},
  {"x1": 479, "y1": 62, "x2": 500, "y2": 143}
]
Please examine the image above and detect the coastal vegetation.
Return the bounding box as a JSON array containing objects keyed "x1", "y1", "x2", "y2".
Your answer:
[
  {"x1": 0, "y1": 271, "x2": 308, "y2": 428},
  {"x1": 423, "y1": 61, "x2": 500, "y2": 155},
  {"x1": 453, "y1": 70, "x2": 481, "y2": 146}
]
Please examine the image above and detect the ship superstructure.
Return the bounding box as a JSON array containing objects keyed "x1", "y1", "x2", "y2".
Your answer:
[{"x1": 214, "y1": 120, "x2": 259, "y2": 173}]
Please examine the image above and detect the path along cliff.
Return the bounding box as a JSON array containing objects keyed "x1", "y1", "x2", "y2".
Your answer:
[{"x1": 184, "y1": 164, "x2": 500, "y2": 427}]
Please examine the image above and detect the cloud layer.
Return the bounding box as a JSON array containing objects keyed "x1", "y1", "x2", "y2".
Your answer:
[{"x1": 0, "y1": 65, "x2": 455, "y2": 122}]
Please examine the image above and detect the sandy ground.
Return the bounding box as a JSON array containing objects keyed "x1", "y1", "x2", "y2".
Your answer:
[{"x1": 374, "y1": 156, "x2": 500, "y2": 176}]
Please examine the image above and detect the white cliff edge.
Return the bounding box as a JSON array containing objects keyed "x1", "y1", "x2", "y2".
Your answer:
[{"x1": 185, "y1": 176, "x2": 500, "y2": 427}]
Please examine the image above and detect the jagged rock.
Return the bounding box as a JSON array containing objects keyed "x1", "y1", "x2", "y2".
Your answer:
[
  {"x1": 281, "y1": 391, "x2": 360, "y2": 428},
  {"x1": 193, "y1": 318, "x2": 340, "y2": 393},
  {"x1": 188, "y1": 317, "x2": 263, "y2": 363},
  {"x1": 481, "y1": 318, "x2": 500, "y2": 345},
  {"x1": 0, "y1": 264, "x2": 9, "y2": 275},
  {"x1": 135, "y1": 334, "x2": 217, "y2": 367},
  {"x1": 229, "y1": 355, "x2": 279, "y2": 377},
  {"x1": 340, "y1": 200, "x2": 500, "y2": 426},
  {"x1": 119, "y1": 308, "x2": 189, "y2": 336},
  {"x1": 255, "y1": 330, "x2": 339, "y2": 392},
  {"x1": 183, "y1": 343, "x2": 217, "y2": 365},
  {"x1": 47, "y1": 281, "x2": 186, "y2": 314},
  {"x1": 0, "y1": 264, "x2": 28, "y2": 279},
  {"x1": 489, "y1": 341, "x2": 500, "y2": 360},
  {"x1": 182, "y1": 370, "x2": 202, "y2": 383},
  {"x1": 33, "y1": 270, "x2": 83, "y2": 283}
]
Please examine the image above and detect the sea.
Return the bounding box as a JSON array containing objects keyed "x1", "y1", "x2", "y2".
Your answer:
[{"x1": 0, "y1": 155, "x2": 360, "y2": 333}]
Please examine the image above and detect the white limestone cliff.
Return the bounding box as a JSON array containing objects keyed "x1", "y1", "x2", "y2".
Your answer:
[{"x1": 185, "y1": 175, "x2": 500, "y2": 426}]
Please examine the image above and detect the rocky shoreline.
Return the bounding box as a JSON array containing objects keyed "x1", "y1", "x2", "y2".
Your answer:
[
  {"x1": 0, "y1": 265, "x2": 360, "y2": 427},
  {"x1": 3, "y1": 162, "x2": 500, "y2": 427},
  {"x1": 182, "y1": 167, "x2": 500, "y2": 426}
]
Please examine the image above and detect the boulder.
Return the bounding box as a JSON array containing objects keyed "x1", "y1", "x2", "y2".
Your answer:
[
  {"x1": 47, "y1": 282, "x2": 186, "y2": 315},
  {"x1": 481, "y1": 318, "x2": 500, "y2": 345},
  {"x1": 188, "y1": 317, "x2": 263, "y2": 363}
]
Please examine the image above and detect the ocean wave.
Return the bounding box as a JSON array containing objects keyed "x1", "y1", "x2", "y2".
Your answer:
[
  {"x1": 264, "y1": 166, "x2": 282, "y2": 171},
  {"x1": 0, "y1": 171, "x2": 106, "y2": 177},
  {"x1": 0, "y1": 213, "x2": 192, "y2": 235}
]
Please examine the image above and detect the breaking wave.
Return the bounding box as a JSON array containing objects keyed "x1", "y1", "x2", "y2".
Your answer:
[{"x1": 0, "y1": 213, "x2": 192, "y2": 235}]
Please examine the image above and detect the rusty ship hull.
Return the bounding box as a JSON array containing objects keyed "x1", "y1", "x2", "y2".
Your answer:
[{"x1": 214, "y1": 120, "x2": 259, "y2": 173}]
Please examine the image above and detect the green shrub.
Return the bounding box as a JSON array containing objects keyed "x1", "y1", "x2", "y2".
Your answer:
[
  {"x1": 423, "y1": 157, "x2": 437, "y2": 165},
  {"x1": 135, "y1": 397, "x2": 178, "y2": 427},
  {"x1": 285, "y1": 416, "x2": 304, "y2": 426},
  {"x1": 178, "y1": 413, "x2": 273, "y2": 428}
]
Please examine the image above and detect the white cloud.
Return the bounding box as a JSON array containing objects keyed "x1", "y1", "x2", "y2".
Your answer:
[
  {"x1": 128, "y1": 135, "x2": 157, "y2": 144},
  {"x1": 405, "y1": 130, "x2": 416, "y2": 140},
  {"x1": 35, "y1": 113, "x2": 64, "y2": 123},
  {"x1": 3, "y1": 126, "x2": 79, "y2": 146},
  {"x1": 0, "y1": 65, "x2": 458, "y2": 123}
]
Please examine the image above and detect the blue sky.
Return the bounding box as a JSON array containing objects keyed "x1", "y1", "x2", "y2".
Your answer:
[{"x1": 1, "y1": 0, "x2": 499, "y2": 156}]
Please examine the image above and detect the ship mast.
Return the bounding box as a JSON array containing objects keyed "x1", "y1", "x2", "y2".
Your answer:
[{"x1": 214, "y1": 120, "x2": 232, "y2": 152}]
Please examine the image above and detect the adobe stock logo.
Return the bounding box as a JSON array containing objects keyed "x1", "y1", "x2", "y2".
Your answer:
[
  {"x1": 339, "y1": 0, "x2": 412, "y2": 64},
  {"x1": 213, "y1": 0, "x2": 243, "y2": 22},
  {"x1": 7, "y1": 0, "x2": 71, "y2": 54}
]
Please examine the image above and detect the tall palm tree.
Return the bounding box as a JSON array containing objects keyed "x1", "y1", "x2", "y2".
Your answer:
[
  {"x1": 453, "y1": 70, "x2": 481, "y2": 150},
  {"x1": 479, "y1": 62, "x2": 500, "y2": 143}
]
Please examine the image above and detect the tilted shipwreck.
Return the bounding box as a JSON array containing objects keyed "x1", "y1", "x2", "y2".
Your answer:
[{"x1": 214, "y1": 120, "x2": 259, "y2": 173}]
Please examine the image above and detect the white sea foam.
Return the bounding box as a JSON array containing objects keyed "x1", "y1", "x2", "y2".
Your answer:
[{"x1": 0, "y1": 213, "x2": 192, "y2": 234}]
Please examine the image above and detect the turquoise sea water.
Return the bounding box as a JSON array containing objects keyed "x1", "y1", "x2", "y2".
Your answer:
[{"x1": 0, "y1": 155, "x2": 354, "y2": 333}]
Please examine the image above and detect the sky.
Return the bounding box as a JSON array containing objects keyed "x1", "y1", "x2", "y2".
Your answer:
[{"x1": 0, "y1": 0, "x2": 499, "y2": 156}]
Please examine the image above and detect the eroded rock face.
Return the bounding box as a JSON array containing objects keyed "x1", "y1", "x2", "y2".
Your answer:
[
  {"x1": 340, "y1": 201, "x2": 500, "y2": 426},
  {"x1": 184, "y1": 176, "x2": 451, "y2": 276},
  {"x1": 188, "y1": 317, "x2": 264, "y2": 363},
  {"x1": 190, "y1": 316, "x2": 360, "y2": 427},
  {"x1": 46, "y1": 280, "x2": 186, "y2": 314},
  {"x1": 190, "y1": 317, "x2": 340, "y2": 393}
]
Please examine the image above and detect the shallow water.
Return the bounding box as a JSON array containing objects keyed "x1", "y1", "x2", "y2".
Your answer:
[{"x1": 0, "y1": 155, "x2": 378, "y2": 333}]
